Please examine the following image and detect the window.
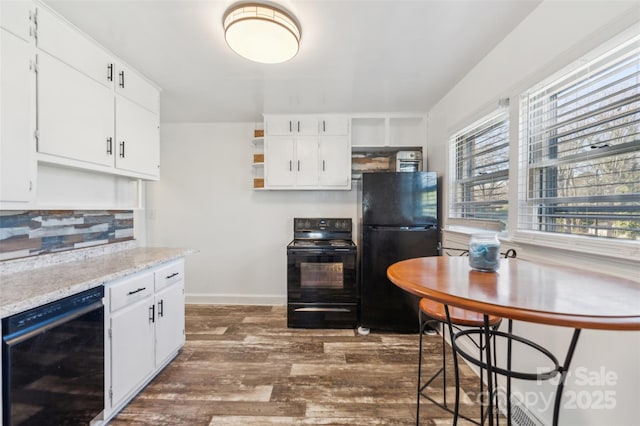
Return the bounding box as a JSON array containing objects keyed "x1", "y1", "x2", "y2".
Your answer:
[
  {"x1": 449, "y1": 111, "x2": 510, "y2": 228},
  {"x1": 519, "y1": 35, "x2": 640, "y2": 240}
]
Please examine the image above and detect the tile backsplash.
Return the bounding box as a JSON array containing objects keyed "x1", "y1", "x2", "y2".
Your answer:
[{"x1": 0, "y1": 210, "x2": 134, "y2": 261}]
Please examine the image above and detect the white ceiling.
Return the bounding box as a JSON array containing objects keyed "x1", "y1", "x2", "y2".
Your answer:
[{"x1": 43, "y1": 0, "x2": 541, "y2": 123}]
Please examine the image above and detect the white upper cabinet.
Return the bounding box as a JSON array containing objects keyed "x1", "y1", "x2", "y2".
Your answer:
[
  {"x1": 294, "y1": 138, "x2": 320, "y2": 187},
  {"x1": 318, "y1": 136, "x2": 351, "y2": 187},
  {"x1": 27, "y1": 3, "x2": 161, "y2": 181},
  {"x1": 0, "y1": 26, "x2": 36, "y2": 204},
  {"x1": 115, "y1": 62, "x2": 160, "y2": 114},
  {"x1": 36, "y1": 6, "x2": 113, "y2": 88},
  {"x1": 264, "y1": 138, "x2": 296, "y2": 187},
  {"x1": 263, "y1": 114, "x2": 351, "y2": 190},
  {"x1": 318, "y1": 116, "x2": 350, "y2": 136},
  {"x1": 0, "y1": 0, "x2": 34, "y2": 41},
  {"x1": 265, "y1": 116, "x2": 319, "y2": 136},
  {"x1": 115, "y1": 96, "x2": 160, "y2": 177},
  {"x1": 37, "y1": 51, "x2": 114, "y2": 167}
]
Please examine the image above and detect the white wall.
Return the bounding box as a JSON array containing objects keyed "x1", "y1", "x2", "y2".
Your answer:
[
  {"x1": 427, "y1": 1, "x2": 640, "y2": 425},
  {"x1": 145, "y1": 122, "x2": 357, "y2": 304}
]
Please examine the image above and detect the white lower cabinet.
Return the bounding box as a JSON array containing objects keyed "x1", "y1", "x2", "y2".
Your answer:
[
  {"x1": 105, "y1": 259, "x2": 185, "y2": 419},
  {"x1": 154, "y1": 260, "x2": 186, "y2": 366},
  {"x1": 109, "y1": 290, "x2": 155, "y2": 407}
]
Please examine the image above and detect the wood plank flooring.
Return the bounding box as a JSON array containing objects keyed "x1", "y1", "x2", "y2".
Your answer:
[{"x1": 108, "y1": 305, "x2": 487, "y2": 425}]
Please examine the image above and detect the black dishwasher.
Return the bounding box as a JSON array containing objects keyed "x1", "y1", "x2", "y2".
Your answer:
[{"x1": 2, "y1": 286, "x2": 105, "y2": 426}]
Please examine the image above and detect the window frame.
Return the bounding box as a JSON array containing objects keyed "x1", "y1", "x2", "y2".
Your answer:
[
  {"x1": 513, "y1": 32, "x2": 640, "y2": 258},
  {"x1": 448, "y1": 109, "x2": 510, "y2": 231}
]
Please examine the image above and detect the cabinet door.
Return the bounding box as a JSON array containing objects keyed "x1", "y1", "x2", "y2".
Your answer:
[
  {"x1": 319, "y1": 116, "x2": 349, "y2": 136},
  {"x1": 155, "y1": 281, "x2": 185, "y2": 366},
  {"x1": 37, "y1": 6, "x2": 113, "y2": 88},
  {"x1": 115, "y1": 63, "x2": 159, "y2": 114},
  {"x1": 296, "y1": 118, "x2": 319, "y2": 136},
  {"x1": 265, "y1": 117, "x2": 295, "y2": 136},
  {"x1": 265, "y1": 138, "x2": 295, "y2": 187},
  {"x1": 319, "y1": 136, "x2": 350, "y2": 187},
  {"x1": 1, "y1": 29, "x2": 35, "y2": 203},
  {"x1": 110, "y1": 296, "x2": 155, "y2": 407},
  {"x1": 0, "y1": 1, "x2": 33, "y2": 41},
  {"x1": 294, "y1": 138, "x2": 319, "y2": 187},
  {"x1": 266, "y1": 116, "x2": 318, "y2": 136},
  {"x1": 115, "y1": 95, "x2": 160, "y2": 178},
  {"x1": 37, "y1": 52, "x2": 114, "y2": 166}
]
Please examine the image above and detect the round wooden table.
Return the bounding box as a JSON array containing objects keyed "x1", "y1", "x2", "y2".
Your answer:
[{"x1": 387, "y1": 256, "x2": 640, "y2": 425}]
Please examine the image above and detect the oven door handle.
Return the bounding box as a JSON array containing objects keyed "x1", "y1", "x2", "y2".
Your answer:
[
  {"x1": 294, "y1": 307, "x2": 352, "y2": 313},
  {"x1": 3, "y1": 301, "x2": 103, "y2": 346}
]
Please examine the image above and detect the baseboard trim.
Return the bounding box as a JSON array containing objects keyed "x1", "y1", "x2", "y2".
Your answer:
[{"x1": 185, "y1": 293, "x2": 287, "y2": 305}]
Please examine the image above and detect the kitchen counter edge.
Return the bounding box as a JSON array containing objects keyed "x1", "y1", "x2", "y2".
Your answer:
[{"x1": 0, "y1": 247, "x2": 195, "y2": 319}]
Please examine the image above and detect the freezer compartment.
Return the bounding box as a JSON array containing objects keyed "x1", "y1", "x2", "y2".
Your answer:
[
  {"x1": 362, "y1": 172, "x2": 437, "y2": 226},
  {"x1": 359, "y1": 225, "x2": 439, "y2": 332}
]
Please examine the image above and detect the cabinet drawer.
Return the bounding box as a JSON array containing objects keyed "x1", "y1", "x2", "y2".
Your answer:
[
  {"x1": 155, "y1": 260, "x2": 184, "y2": 291},
  {"x1": 110, "y1": 272, "x2": 154, "y2": 312}
]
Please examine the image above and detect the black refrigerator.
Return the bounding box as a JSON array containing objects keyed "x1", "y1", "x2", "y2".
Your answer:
[{"x1": 358, "y1": 172, "x2": 440, "y2": 332}]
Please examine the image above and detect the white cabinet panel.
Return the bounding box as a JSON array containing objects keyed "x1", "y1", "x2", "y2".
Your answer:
[
  {"x1": 319, "y1": 116, "x2": 349, "y2": 136},
  {"x1": 105, "y1": 259, "x2": 185, "y2": 419},
  {"x1": 155, "y1": 281, "x2": 185, "y2": 367},
  {"x1": 37, "y1": 52, "x2": 114, "y2": 166},
  {"x1": 265, "y1": 138, "x2": 295, "y2": 187},
  {"x1": 266, "y1": 116, "x2": 318, "y2": 136},
  {"x1": 319, "y1": 136, "x2": 350, "y2": 187},
  {"x1": 109, "y1": 295, "x2": 155, "y2": 408},
  {"x1": 115, "y1": 63, "x2": 159, "y2": 114},
  {"x1": 36, "y1": 5, "x2": 112, "y2": 87},
  {"x1": 0, "y1": 0, "x2": 33, "y2": 42},
  {"x1": 115, "y1": 96, "x2": 160, "y2": 178},
  {"x1": 1, "y1": 29, "x2": 35, "y2": 203},
  {"x1": 295, "y1": 138, "x2": 319, "y2": 187}
]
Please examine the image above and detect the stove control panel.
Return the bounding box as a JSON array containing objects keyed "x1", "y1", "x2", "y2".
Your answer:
[{"x1": 294, "y1": 218, "x2": 352, "y2": 233}]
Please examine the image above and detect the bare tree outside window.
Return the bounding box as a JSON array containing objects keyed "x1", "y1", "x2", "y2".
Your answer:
[{"x1": 521, "y1": 36, "x2": 640, "y2": 240}]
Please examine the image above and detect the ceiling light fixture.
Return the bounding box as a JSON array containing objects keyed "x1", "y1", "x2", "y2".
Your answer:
[{"x1": 223, "y1": 3, "x2": 301, "y2": 64}]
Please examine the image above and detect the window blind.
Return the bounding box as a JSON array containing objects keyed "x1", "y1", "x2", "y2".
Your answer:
[
  {"x1": 519, "y1": 35, "x2": 640, "y2": 240},
  {"x1": 449, "y1": 111, "x2": 509, "y2": 226}
]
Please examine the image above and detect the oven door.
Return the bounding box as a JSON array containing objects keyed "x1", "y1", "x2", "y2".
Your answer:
[{"x1": 287, "y1": 248, "x2": 357, "y2": 303}]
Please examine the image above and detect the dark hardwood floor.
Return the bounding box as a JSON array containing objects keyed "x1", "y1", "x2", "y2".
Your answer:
[{"x1": 108, "y1": 305, "x2": 485, "y2": 425}]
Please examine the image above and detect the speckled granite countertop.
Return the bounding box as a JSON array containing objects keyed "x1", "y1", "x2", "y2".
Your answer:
[{"x1": 0, "y1": 247, "x2": 192, "y2": 319}]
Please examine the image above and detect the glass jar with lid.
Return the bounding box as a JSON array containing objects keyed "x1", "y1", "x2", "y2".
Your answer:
[{"x1": 469, "y1": 233, "x2": 501, "y2": 272}]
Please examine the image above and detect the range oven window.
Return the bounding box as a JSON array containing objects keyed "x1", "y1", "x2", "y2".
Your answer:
[
  {"x1": 301, "y1": 262, "x2": 344, "y2": 289},
  {"x1": 287, "y1": 251, "x2": 357, "y2": 303}
]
